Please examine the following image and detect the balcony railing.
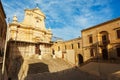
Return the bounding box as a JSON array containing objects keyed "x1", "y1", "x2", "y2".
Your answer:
[{"x1": 98, "y1": 40, "x2": 110, "y2": 46}]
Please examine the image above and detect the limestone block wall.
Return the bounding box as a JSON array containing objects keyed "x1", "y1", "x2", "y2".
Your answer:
[
  {"x1": 66, "y1": 50, "x2": 75, "y2": 65},
  {"x1": 52, "y1": 37, "x2": 82, "y2": 65},
  {"x1": 8, "y1": 42, "x2": 36, "y2": 59},
  {"x1": 55, "y1": 51, "x2": 62, "y2": 58}
]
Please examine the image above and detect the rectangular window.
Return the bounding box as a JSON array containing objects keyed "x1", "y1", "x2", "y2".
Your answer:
[
  {"x1": 89, "y1": 36, "x2": 93, "y2": 43},
  {"x1": 117, "y1": 30, "x2": 120, "y2": 38},
  {"x1": 78, "y1": 43, "x2": 80, "y2": 48},
  {"x1": 71, "y1": 44, "x2": 74, "y2": 49},
  {"x1": 116, "y1": 48, "x2": 120, "y2": 57}
]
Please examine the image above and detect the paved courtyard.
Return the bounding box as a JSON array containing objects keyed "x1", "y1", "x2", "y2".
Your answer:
[
  {"x1": 1, "y1": 54, "x2": 120, "y2": 80},
  {"x1": 24, "y1": 55, "x2": 99, "y2": 80},
  {"x1": 80, "y1": 62, "x2": 120, "y2": 80}
]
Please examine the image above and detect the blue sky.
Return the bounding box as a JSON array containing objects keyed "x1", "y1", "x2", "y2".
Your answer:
[{"x1": 2, "y1": 0, "x2": 120, "y2": 40}]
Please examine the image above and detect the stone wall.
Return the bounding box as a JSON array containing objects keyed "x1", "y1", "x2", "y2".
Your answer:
[{"x1": 52, "y1": 37, "x2": 82, "y2": 65}]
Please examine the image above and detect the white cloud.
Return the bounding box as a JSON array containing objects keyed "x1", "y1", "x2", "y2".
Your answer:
[{"x1": 2, "y1": 0, "x2": 113, "y2": 40}]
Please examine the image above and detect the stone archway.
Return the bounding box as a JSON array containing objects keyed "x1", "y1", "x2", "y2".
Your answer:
[{"x1": 78, "y1": 54, "x2": 83, "y2": 64}]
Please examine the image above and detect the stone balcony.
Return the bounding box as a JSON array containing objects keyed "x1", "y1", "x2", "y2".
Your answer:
[{"x1": 98, "y1": 40, "x2": 110, "y2": 47}]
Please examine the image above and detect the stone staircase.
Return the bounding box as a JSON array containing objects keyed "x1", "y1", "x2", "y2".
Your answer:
[
  {"x1": 19, "y1": 54, "x2": 99, "y2": 80},
  {"x1": 25, "y1": 67, "x2": 98, "y2": 80},
  {"x1": 19, "y1": 54, "x2": 74, "y2": 79}
]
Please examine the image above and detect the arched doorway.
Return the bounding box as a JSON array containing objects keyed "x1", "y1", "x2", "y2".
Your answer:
[
  {"x1": 102, "y1": 49, "x2": 108, "y2": 60},
  {"x1": 78, "y1": 54, "x2": 83, "y2": 64}
]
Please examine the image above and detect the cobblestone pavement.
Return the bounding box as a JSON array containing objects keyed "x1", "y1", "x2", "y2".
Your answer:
[{"x1": 24, "y1": 55, "x2": 99, "y2": 80}]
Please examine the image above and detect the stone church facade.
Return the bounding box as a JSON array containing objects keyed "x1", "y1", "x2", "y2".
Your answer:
[
  {"x1": 6, "y1": 7, "x2": 52, "y2": 79},
  {"x1": 8, "y1": 7, "x2": 52, "y2": 58}
]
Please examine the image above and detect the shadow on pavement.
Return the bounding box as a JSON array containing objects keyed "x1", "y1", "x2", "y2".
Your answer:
[{"x1": 27, "y1": 62, "x2": 49, "y2": 74}]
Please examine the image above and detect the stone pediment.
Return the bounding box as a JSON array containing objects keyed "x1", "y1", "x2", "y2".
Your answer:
[
  {"x1": 24, "y1": 7, "x2": 45, "y2": 17},
  {"x1": 22, "y1": 7, "x2": 47, "y2": 31},
  {"x1": 32, "y1": 7, "x2": 45, "y2": 17}
]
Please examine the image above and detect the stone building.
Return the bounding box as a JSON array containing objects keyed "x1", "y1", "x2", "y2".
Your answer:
[
  {"x1": 6, "y1": 7, "x2": 52, "y2": 79},
  {"x1": 0, "y1": 1, "x2": 7, "y2": 57},
  {"x1": 52, "y1": 37, "x2": 83, "y2": 65},
  {"x1": 0, "y1": 1, "x2": 8, "y2": 80},
  {"x1": 52, "y1": 17, "x2": 120, "y2": 66},
  {"x1": 82, "y1": 17, "x2": 120, "y2": 61}
]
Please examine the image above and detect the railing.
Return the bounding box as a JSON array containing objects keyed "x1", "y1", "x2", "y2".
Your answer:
[{"x1": 98, "y1": 40, "x2": 110, "y2": 46}]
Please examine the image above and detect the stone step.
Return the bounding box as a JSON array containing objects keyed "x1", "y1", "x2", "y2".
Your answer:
[
  {"x1": 25, "y1": 67, "x2": 99, "y2": 80},
  {"x1": 21, "y1": 56, "x2": 75, "y2": 80}
]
